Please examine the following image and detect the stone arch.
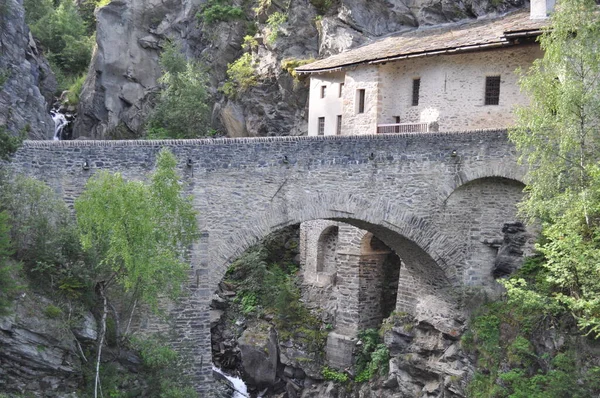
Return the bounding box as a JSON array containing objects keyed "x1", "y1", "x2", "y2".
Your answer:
[
  {"x1": 316, "y1": 225, "x2": 339, "y2": 273},
  {"x1": 438, "y1": 176, "x2": 527, "y2": 289},
  {"x1": 437, "y1": 162, "x2": 527, "y2": 206},
  {"x1": 207, "y1": 193, "x2": 464, "y2": 308}
]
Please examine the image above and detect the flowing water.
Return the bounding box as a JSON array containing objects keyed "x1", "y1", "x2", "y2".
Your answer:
[
  {"x1": 212, "y1": 365, "x2": 248, "y2": 398},
  {"x1": 51, "y1": 110, "x2": 68, "y2": 140}
]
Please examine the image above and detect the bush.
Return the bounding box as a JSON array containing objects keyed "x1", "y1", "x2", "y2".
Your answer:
[
  {"x1": 197, "y1": 0, "x2": 244, "y2": 24},
  {"x1": 0, "y1": 174, "x2": 80, "y2": 270},
  {"x1": 281, "y1": 57, "x2": 315, "y2": 79},
  {"x1": 131, "y1": 335, "x2": 197, "y2": 397},
  {"x1": 65, "y1": 74, "x2": 86, "y2": 105},
  {"x1": 221, "y1": 53, "x2": 257, "y2": 98},
  {"x1": 266, "y1": 11, "x2": 287, "y2": 44},
  {"x1": 146, "y1": 42, "x2": 211, "y2": 139},
  {"x1": 0, "y1": 126, "x2": 24, "y2": 160},
  {"x1": 354, "y1": 329, "x2": 389, "y2": 382},
  {"x1": 322, "y1": 366, "x2": 348, "y2": 383},
  {"x1": 0, "y1": 211, "x2": 21, "y2": 316},
  {"x1": 28, "y1": 0, "x2": 93, "y2": 82}
]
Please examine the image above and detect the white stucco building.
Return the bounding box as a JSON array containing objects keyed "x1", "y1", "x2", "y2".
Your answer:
[{"x1": 297, "y1": 8, "x2": 549, "y2": 136}]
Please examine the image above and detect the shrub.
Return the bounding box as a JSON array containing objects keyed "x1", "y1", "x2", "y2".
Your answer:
[
  {"x1": 0, "y1": 174, "x2": 79, "y2": 269},
  {"x1": 281, "y1": 57, "x2": 315, "y2": 79},
  {"x1": 146, "y1": 42, "x2": 211, "y2": 139},
  {"x1": 322, "y1": 366, "x2": 348, "y2": 383},
  {"x1": 44, "y1": 304, "x2": 62, "y2": 318},
  {"x1": 0, "y1": 68, "x2": 10, "y2": 88},
  {"x1": 0, "y1": 211, "x2": 21, "y2": 316},
  {"x1": 221, "y1": 53, "x2": 257, "y2": 98},
  {"x1": 355, "y1": 328, "x2": 390, "y2": 382},
  {"x1": 65, "y1": 74, "x2": 86, "y2": 105},
  {"x1": 0, "y1": 126, "x2": 24, "y2": 160},
  {"x1": 197, "y1": 0, "x2": 244, "y2": 24},
  {"x1": 130, "y1": 335, "x2": 197, "y2": 397},
  {"x1": 266, "y1": 11, "x2": 287, "y2": 44}
]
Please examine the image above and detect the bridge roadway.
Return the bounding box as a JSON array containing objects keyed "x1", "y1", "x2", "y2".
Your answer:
[{"x1": 11, "y1": 129, "x2": 526, "y2": 392}]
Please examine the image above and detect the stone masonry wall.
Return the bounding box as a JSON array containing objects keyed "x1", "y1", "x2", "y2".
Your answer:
[
  {"x1": 378, "y1": 45, "x2": 543, "y2": 131},
  {"x1": 8, "y1": 130, "x2": 526, "y2": 390}
]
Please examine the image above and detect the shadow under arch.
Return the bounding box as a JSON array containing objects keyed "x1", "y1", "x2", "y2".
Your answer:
[{"x1": 208, "y1": 193, "x2": 464, "y2": 298}]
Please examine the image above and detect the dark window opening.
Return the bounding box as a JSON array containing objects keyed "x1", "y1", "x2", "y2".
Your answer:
[
  {"x1": 336, "y1": 115, "x2": 342, "y2": 135},
  {"x1": 412, "y1": 78, "x2": 420, "y2": 106},
  {"x1": 318, "y1": 117, "x2": 325, "y2": 135},
  {"x1": 339, "y1": 83, "x2": 344, "y2": 97},
  {"x1": 320, "y1": 85, "x2": 326, "y2": 98},
  {"x1": 485, "y1": 76, "x2": 501, "y2": 105},
  {"x1": 357, "y1": 89, "x2": 366, "y2": 114}
]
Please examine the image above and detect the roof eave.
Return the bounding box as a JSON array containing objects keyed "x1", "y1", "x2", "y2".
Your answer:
[{"x1": 295, "y1": 27, "x2": 544, "y2": 76}]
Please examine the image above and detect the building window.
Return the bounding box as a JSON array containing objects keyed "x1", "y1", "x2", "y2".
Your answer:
[
  {"x1": 318, "y1": 117, "x2": 325, "y2": 135},
  {"x1": 485, "y1": 76, "x2": 501, "y2": 105},
  {"x1": 411, "y1": 78, "x2": 420, "y2": 106},
  {"x1": 320, "y1": 85, "x2": 326, "y2": 98},
  {"x1": 357, "y1": 89, "x2": 365, "y2": 114},
  {"x1": 339, "y1": 83, "x2": 344, "y2": 97},
  {"x1": 336, "y1": 115, "x2": 342, "y2": 135}
]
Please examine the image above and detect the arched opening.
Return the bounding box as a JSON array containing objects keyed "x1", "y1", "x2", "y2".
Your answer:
[
  {"x1": 357, "y1": 233, "x2": 401, "y2": 330},
  {"x1": 316, "y1": 225, "x2": 339, "y2": 273}
]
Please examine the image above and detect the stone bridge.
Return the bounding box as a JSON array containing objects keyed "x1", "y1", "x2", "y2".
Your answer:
[{"x1": 10, "y1": 129, "x2": 527, "y2": 391}]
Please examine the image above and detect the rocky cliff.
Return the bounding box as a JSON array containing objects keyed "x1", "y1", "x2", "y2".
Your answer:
[
  {"x1": 74, "y1": 0, "x2": 527, "y2": 139},
  {"x1": 0, "y1": 0, "x2": 55, "y2": 139}
]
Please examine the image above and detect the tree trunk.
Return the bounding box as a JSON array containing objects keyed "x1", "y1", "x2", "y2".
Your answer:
[{"x1": 95, "y1": 282, "x2": 108, "y2": 398}]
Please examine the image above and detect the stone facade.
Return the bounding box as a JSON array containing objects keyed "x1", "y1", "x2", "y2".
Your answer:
[
  {"x1": 306, "y1": 45, "x2": 543, "y2": 135},
  {"x1": 9, "y1": 131, "x2": 528, "y2": 390}
]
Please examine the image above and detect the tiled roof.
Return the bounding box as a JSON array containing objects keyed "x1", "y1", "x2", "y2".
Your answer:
[{"x1": 296, "y1": 11, "x2": 548, "y2": 74}]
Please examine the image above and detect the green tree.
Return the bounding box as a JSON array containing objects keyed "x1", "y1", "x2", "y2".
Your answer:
[
  {"x1": 74, "y1": 148, "x2": 198, "y2": 397},
  {"x1": 28, "y1": 0, "x2": 93, "y2": 85},
  {"x1": 510, "y1": 0, "x2": 600, "y2": 337},
  {"x1": 146, "y1": 43, "x2": 211, "y2": 139}
]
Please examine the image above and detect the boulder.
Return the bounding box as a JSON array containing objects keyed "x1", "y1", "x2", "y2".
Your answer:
[{"x1": 238, "y1": 322, "x2": 279, "y2": 387}]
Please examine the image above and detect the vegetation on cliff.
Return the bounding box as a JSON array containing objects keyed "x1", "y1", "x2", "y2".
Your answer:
[
  {"x1": 146, "y1": 43, "x2": 212, "y2": 139},
  {"x1": 0, "y1": 149, "x2": 199, "y2": 397},
  {"x1": 24, "y1": 0, "x2": 93, "y2": 94},
  {"x1": 466, "y1": 1, "x2": 600, "y2": 396}
]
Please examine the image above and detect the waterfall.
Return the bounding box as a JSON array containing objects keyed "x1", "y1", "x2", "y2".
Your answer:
[
  {"x1": 51, "y1": 110, "x2": 68, "y2": 140},
  {"x1": 212, "y1": 365, "x2": 248, "y2": 398}
]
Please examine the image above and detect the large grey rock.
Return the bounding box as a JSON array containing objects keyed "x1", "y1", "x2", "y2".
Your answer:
[
  {"x1": 238, "y1": 322, "x2": 279, "y2": 387},
  {"x1": 0, "y1": 294, "x2": 82, "y2": 396},
  {"x1": 73, "y1": 0, "x2": 167, "y2": 139},
  {"x1": 0, "y1": 0, "x2": 55, "y2": 139}
]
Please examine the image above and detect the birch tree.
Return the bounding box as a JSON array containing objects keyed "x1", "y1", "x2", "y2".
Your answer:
[{"x1": 74, "y1": 148, "x2": 198, "y2": 397}]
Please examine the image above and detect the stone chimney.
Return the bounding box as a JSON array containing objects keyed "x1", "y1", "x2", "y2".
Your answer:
[{"x1": 530, "y1": 0, "x2": 555, "y2": 19}]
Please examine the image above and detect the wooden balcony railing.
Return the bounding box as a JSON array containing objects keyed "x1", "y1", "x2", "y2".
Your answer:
[{"x1": 376, "y1": 122, "x2": 439, "y2": 134}]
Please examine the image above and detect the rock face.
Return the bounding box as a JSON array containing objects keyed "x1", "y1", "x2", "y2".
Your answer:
[
  {"x1": 0, "y1": 0, "x2": 55, "y2": 139},
  {"x1": 492, "y1": 222, "x2": 531, "y2": 278},
  {"x1": 0, "y1": 293, "x2": 87, "y2": 396},
  {"x1": 75, "y1": 0, "x2": 527, "y2": 139}
]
